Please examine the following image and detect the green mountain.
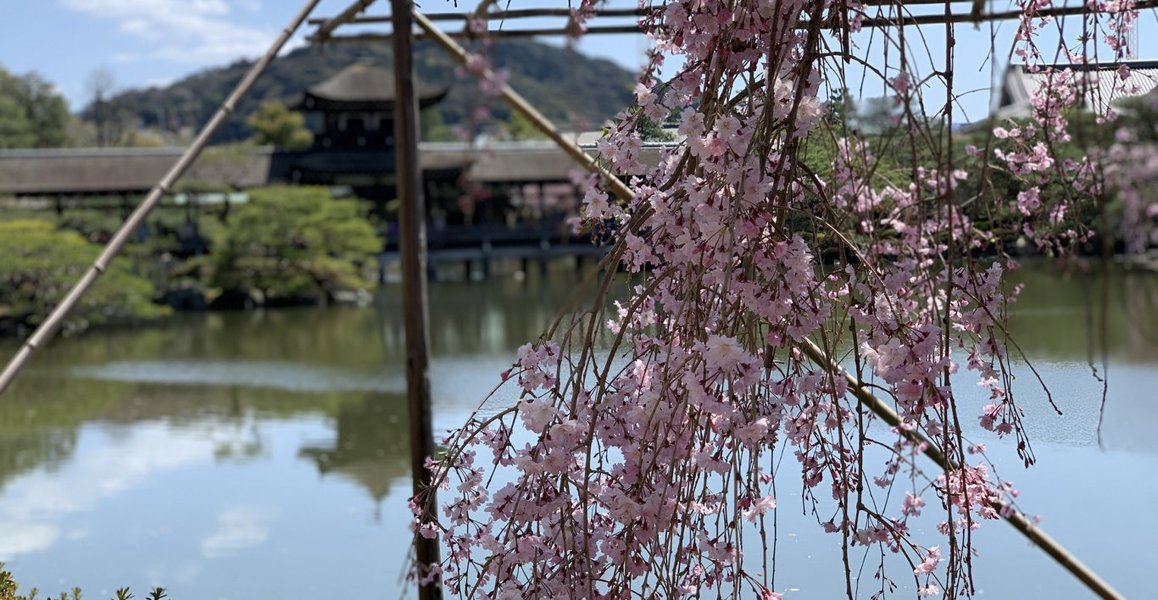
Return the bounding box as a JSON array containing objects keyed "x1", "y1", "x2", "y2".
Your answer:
[{"x1": 87, "y1": 39, "x2": 637, "y2": 143}]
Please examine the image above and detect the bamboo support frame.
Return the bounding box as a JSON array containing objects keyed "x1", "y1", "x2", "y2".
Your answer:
[
  {"x1": 407, "y1": 10, "x2": 1124, "y2": 598},
  {"x1": 0, "y1": 0, "x2": 324, "y2": 396},
  {"x1": 312, "y1": 0, "x2": 1158, "y2": 41},
  {"x1": 308, "y1": 7, "x2": 651, "y2": 25},
  {"x1": 320, "y1": 25, "x2": 642, "y2": 42},
  {"x1": 860, "y1": 0, "x2": 1158, "y2": 26}
]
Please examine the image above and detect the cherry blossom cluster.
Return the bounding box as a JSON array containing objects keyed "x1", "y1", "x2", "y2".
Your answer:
[
  {"x1": 415, "y1": 0, "x2": 1149, "y2": 597},
  {"x1": 1101, "y1": 133, "x2": 1158, "y2": 252},
  {"x1": 991, "y1": 0, "x2": 1155, "y2": 253}
]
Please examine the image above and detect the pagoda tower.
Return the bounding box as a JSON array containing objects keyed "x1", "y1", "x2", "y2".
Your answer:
[{"x1": 272, "y1": 62, "x2": 457, "y2": 215}]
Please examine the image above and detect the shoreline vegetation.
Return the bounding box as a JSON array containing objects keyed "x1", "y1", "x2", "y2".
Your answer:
[
  {"x1": 0, "y1": 186, "x2": 378, "y2": 338},
  {"x1": 1, "y1": 563, "x2": 167, "y2": 600}
]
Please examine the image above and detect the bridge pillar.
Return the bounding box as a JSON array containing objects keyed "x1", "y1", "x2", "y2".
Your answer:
[
  {"x1": 481, "y1": 240, "x2": 493, "y2": 279},
  {"x1": 539, "y1": 238, "x2": 550, "y2": 278}
]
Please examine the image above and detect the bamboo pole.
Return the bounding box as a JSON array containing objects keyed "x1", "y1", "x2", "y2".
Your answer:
[
  {"x1": 324, "y1": 25, "x2": 644, "y2": 43},
  {"x1": 0, "y1": 0, "x2": 324, "y2": 396},
  {"x1": 309, "y1": 0, "x2": 376, "y2": 43},
  {"x1": 410, "y1": 12, "x2": 1124, "y2": 598},
  {"x1": 308, "y1": 7, "x2": 651, "y2": 25},
  {"x1": 391, "y1": 1, "x2": 442, "y2": 599},
  {"x1": 796, "y1": 338, "x2": 1124, "y2": 600}
]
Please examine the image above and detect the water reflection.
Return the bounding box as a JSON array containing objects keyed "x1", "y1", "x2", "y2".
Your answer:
[
  {"x1": 0, "y1": 269, "x2": 1153, "y2": 597},
  {"x1": 299, "y1": 394, "x2": 411, "y2": 504},
  {"x1": 1006, "y1": 263, "x2": 1158, "y2": 361},
  {"x1": 72, "y1": 361, "x2": 406, "y2": 393}
]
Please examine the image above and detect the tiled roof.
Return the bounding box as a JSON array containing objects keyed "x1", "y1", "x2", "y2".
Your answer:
[
  {"x1": 0, "y1": 147, "x2": 273, "y2": 195},
  {"x1": 0, "y1": 139, "x2": 676, "y2": 196},
  {"x1": 292, "y1": 63, "x2": 447, "y2": 111}
]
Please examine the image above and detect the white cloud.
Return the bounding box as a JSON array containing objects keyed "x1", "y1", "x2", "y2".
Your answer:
[
  {"x1": 59, "y1": 0, "x2": 277, "y2": 65},
  {"x1": 1, "y1": 428, "x2": 210, "y2": 522},
  {"x1": 0, "y1": 424, "x2": 221, "y2": 559},
  {"x1": 200, "y1": 507, "x2": 272, "y2": 558}
]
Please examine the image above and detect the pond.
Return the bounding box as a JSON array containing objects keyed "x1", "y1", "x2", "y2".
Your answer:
[{"x1": 0, "y1": 266, "x2": 1156, "y2": 599}]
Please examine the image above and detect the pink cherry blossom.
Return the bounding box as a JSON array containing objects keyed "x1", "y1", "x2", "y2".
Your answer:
[{"x1": 414, "y1": 0, "x2": 1145, "y2": 596}]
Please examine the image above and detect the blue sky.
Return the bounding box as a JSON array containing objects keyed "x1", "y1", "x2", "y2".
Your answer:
[
  {"x1": 0, "y1": 0, "x2": 648, "y2": 111},
  {"x1": 1, "y1": 0, "x2": 1154, "y2": 123}
]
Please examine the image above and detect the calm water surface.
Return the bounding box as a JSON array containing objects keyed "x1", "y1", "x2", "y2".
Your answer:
[{"x1": 0, "y1": 268, "x2": 1156, "y2": 599}]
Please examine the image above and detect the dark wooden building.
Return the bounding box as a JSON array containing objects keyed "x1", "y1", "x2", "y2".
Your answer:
[{"x1": 270, "y1": 62, "x2": 465, "y2": 216}]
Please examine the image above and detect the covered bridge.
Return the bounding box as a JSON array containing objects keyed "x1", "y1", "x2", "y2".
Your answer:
[{"x1": 0, "y1": 142, "x2": 593, "y2": 199}]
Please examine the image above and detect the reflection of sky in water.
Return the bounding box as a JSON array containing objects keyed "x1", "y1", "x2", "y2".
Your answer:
[
  {"x1": 71, "y1": 361, "x2": 408, "y2": 394},
  {"x1": 0, "y1": 418, "x2": 412, "y2": 599},
  {"x1": 1, "y1": 352, "x2": 1153, "y2": 598},
  {"x1": 0, "y1": 274, "x2": 1155, "y2": 598}
]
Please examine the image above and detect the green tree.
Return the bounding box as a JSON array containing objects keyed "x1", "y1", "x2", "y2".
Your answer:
[
  {"x1": 636, "y1": 113, "x2": 675, "y2": 142},
  {"x1": 204, "y1": 186, "x2": 379, "y2": 304},
  {"x1": 856, "y1": 95, "x2": 901, "y2": 135},
  {"x1": 826, "y1": 87, "x2": 858, "y2": 127},
  {"x1": 246, "y1": 100, "x2": 313, "y2": 149},
  {"x1": 0, "y1": 94, "x2": 35, "y2": 148},
  {"x1": 420, "y1": 106, "x2": 455, "y2": 141},
  {"x1": 85, "y1": 68, "x2": 134, "y2": 147},
  {"x1": 0, "y1": 66, "x2": 73, "y2": 148},
  {"x1": 1112, "y1": 94, "x2": 1158, "y2": 142},
  {"x1": 507, "y1": 111, "x2": 548, "y2": 141},
  {"x1": 0, "y1": 220, "x2": 168, "y2": 334}
]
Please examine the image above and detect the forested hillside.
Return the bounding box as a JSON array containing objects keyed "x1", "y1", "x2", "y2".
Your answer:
[{"x1": 86, "y1": 40, "x2": 637, "y2": 143}]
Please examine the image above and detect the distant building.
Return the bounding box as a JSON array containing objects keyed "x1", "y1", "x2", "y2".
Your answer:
[
  {"x1": 993, "y1": 60, "x2": 1158, "y2": 120},
  {"x1": 271, "y1": 62, "x2": 463, "y2": 216}
]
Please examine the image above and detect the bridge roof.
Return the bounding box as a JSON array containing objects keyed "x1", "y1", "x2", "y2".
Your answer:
[
  {"x1": 0, "y1": 141, "x2": 673, "y2": 197},
  {"x1": 0, "y1": 147, "x2": 273, "y2": 196}
]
